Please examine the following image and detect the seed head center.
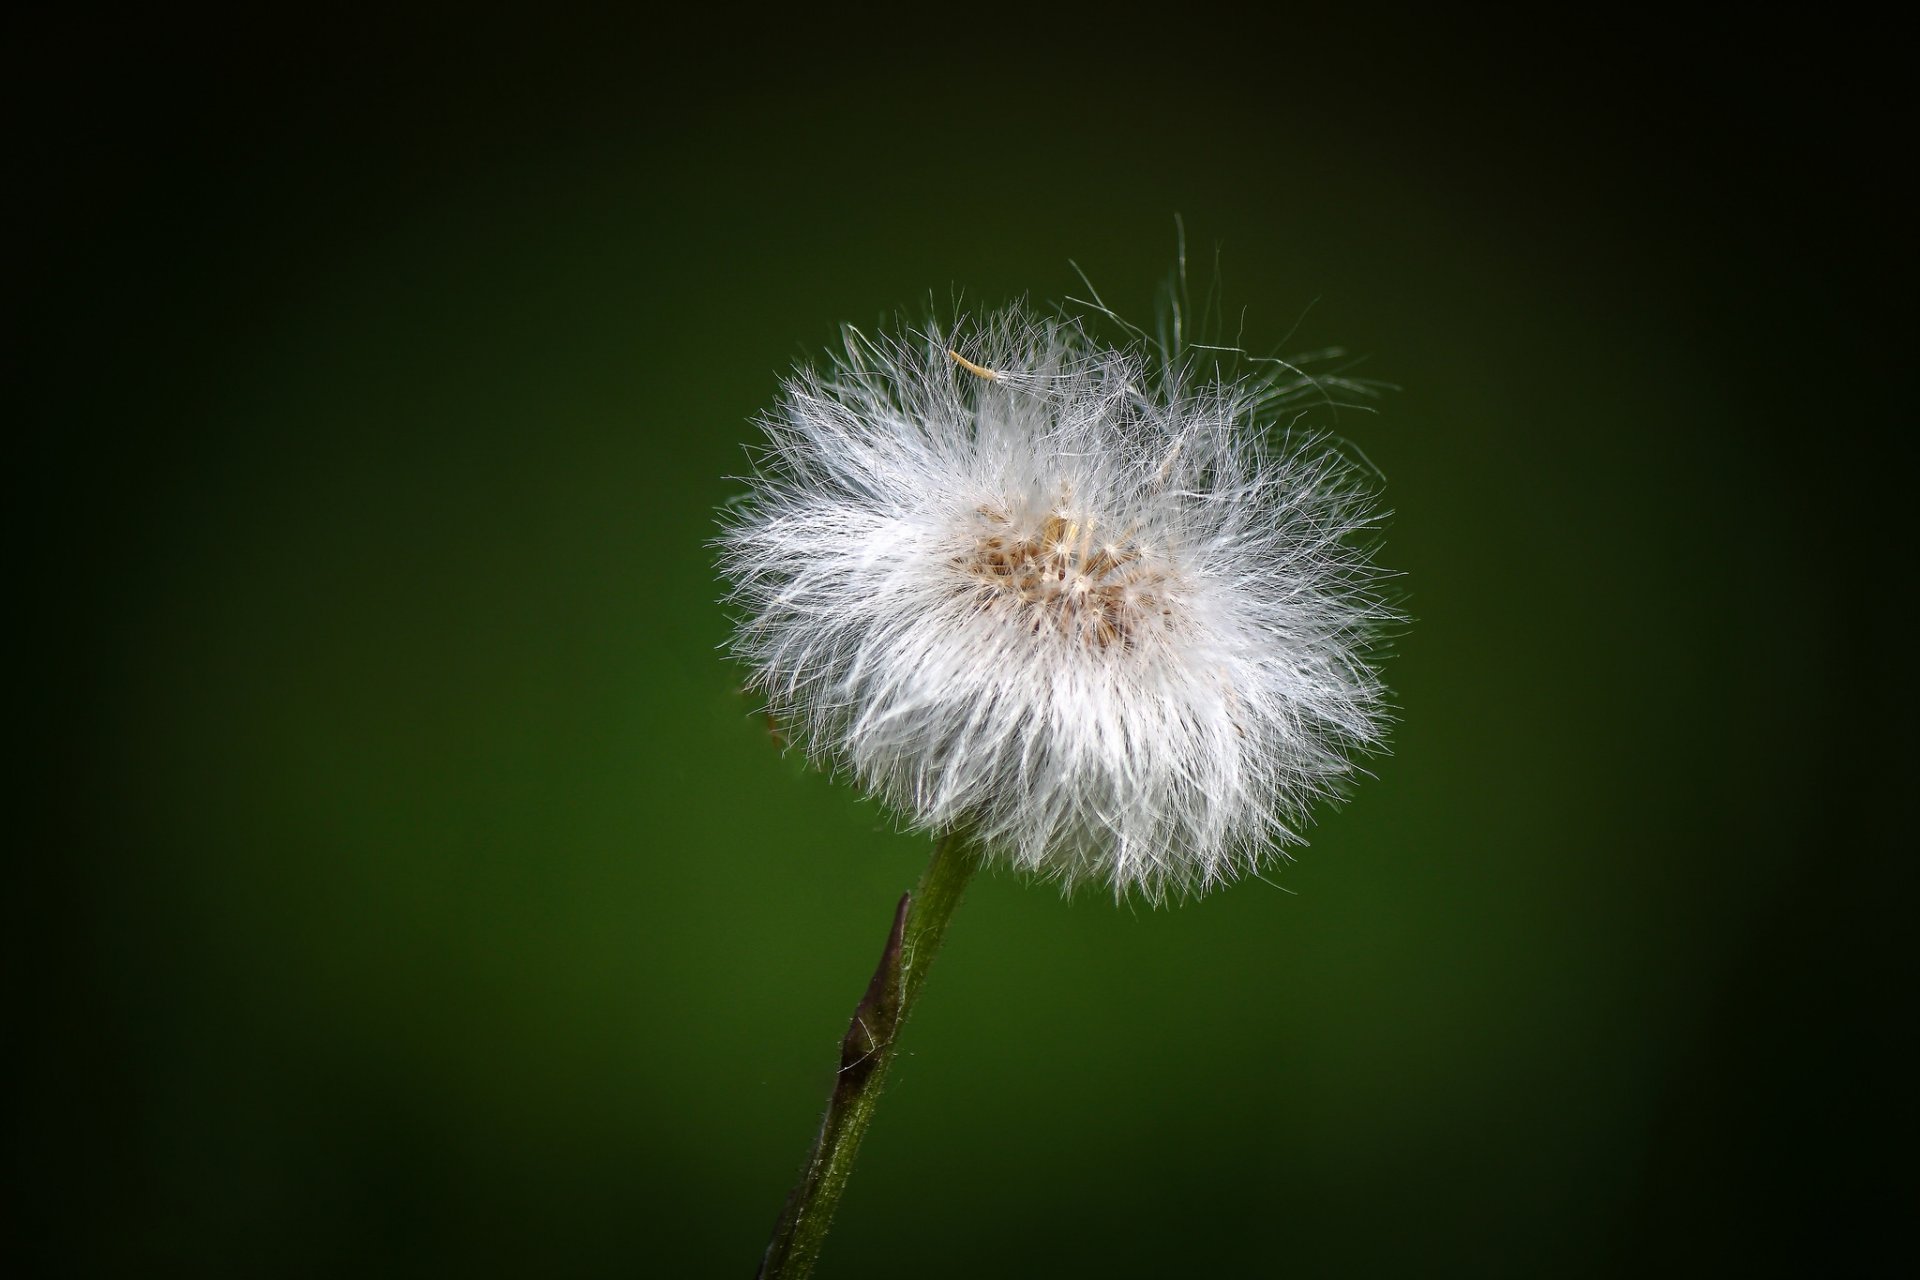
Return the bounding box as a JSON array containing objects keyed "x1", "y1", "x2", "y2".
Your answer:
[{"x1": 960, "y1": 502, "x2": 1169, "y2": 649}]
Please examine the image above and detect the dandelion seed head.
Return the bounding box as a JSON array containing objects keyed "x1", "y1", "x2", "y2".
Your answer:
[{"x1": 718, "y1": 302, "x2": 1398, "y2": 901}]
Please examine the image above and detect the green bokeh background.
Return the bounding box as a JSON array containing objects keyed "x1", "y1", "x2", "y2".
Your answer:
[{"x1": 18, "y1": 13, "x2": 1900, "y2": 1277}]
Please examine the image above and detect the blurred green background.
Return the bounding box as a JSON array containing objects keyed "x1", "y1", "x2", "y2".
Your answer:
[{"x1": 16, "y1": 11, "x2": 1901, "y2": 1277}]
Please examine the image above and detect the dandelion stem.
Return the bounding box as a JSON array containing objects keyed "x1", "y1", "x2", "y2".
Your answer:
[{"x1": 757, "y1": 832, "x2": 982, "y2": 1279}]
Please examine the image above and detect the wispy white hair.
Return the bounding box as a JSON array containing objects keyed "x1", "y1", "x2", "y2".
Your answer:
[{"x1": 718, "y1": 302, "x2": 1398, "y2": 900}]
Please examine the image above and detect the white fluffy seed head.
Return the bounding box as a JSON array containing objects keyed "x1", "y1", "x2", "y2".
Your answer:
[{"x1": 718, "y1": 303, "x2": 1399, "y2": 901}]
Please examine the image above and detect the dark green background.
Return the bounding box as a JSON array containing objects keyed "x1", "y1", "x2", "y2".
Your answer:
[{"x1": 17, "y1": 11, "x2": 1901, "y2": 1276}]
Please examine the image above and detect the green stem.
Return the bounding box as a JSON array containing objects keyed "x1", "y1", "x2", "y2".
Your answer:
[{"x1": 757, "y1": 832, "x2": 982, "y2": 1279}]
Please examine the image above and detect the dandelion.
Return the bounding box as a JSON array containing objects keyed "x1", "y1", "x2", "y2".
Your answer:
[
  {"x1": 722, "y1": 306, "x2": 1395, "y2": 898},
  {"x1": 722, "y1": 290, "x2": 1399, "y2": 1278}
]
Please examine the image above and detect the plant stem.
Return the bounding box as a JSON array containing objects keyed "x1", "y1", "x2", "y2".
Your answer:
[{"x1": 757, "y1": 832, "x2": 982, "y2": 1279}]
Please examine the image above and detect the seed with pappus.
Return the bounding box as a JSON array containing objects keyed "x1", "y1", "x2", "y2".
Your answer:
[{"x1": 719, "y1": 303, "x2": 1398, "y2": 900}]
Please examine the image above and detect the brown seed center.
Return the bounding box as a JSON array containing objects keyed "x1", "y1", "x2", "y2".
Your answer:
[{"x1": 959, "y1": 503, "x2": 1168, "y2": 649}]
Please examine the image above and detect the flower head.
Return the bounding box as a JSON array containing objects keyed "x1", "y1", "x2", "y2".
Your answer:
[{"x1": 719, "y1": 303, "x2": 1398, "y2": 899}]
